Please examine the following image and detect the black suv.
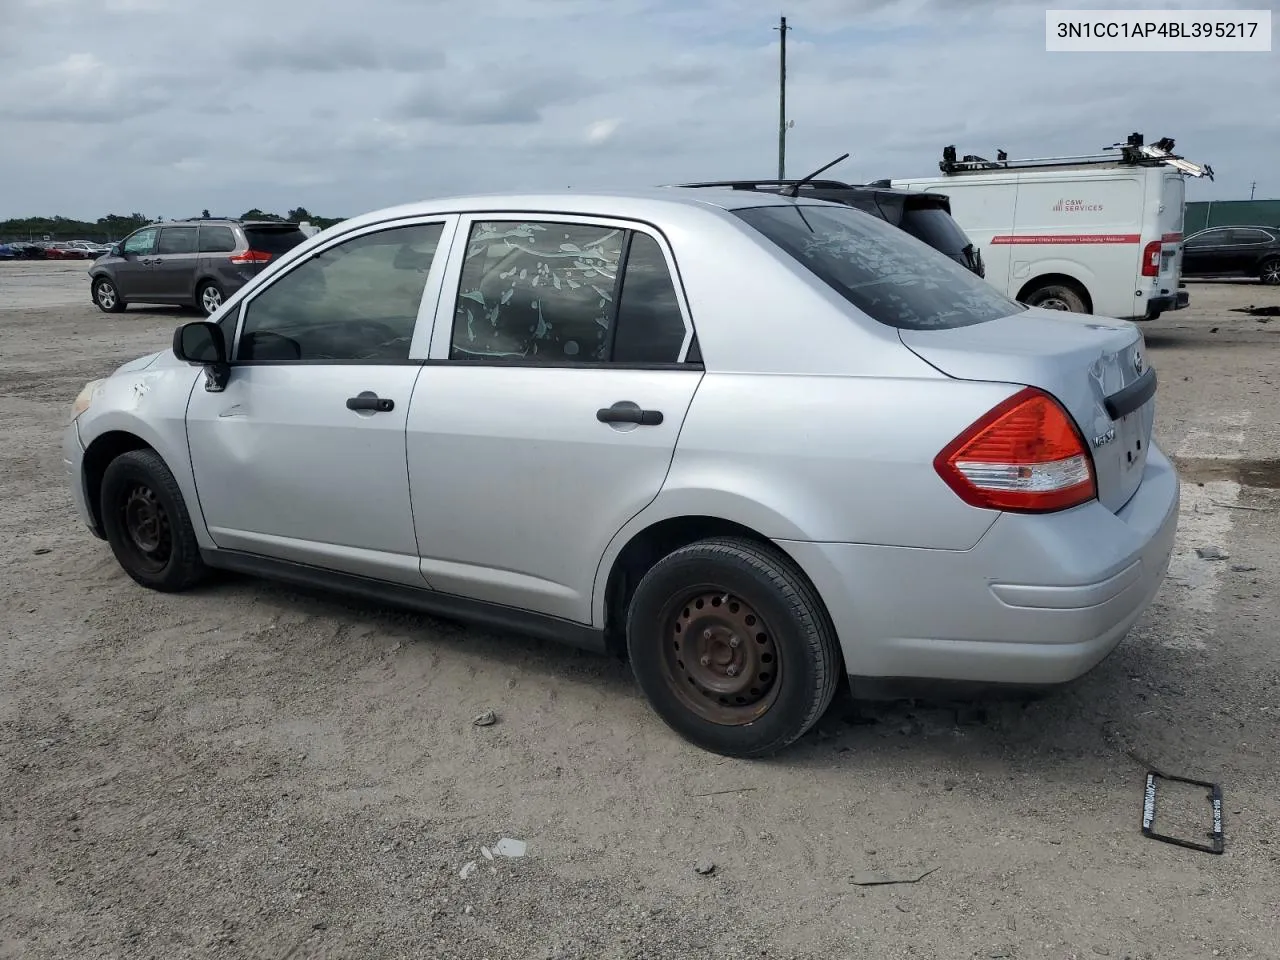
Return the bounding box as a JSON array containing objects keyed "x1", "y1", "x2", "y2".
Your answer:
[
  {"x1": 88, "y1": 218, "x2": 309, "y2": 316},
  {"x1": 1181, "y1": 225, "x2": 1280, "y2": 286},
  {"x1": 676, "y1": 178, "x2": 985, "y2": 277}
]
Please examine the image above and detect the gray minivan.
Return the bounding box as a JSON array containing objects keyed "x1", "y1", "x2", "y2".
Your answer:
[{"x1": 88, "y1": 218, "x2": 308, "y2": 316}]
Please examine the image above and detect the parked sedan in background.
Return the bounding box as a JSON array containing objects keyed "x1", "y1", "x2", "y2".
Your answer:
[
  {"x1": 65, "y1": 190, "x2": 1177, "y2": 758},
  {"x1": 1181, "y1": 224, "x2": 1280, "y2": 285}
]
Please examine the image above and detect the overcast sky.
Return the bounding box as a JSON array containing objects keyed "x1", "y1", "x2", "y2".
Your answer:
[{"x1": 1, "y1": 0, "x2": 1275, "y2": 220}]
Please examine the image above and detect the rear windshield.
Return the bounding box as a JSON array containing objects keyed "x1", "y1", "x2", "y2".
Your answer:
[
  {"x1": 900, "y1": 205, "x2": 971, "y2": 257},
  {"x1": 734, "y1": 204, "x2": 1024, "y2": 330},
  {"x1": 244, "y1": 226, "x2": 307, "y2": 256}
]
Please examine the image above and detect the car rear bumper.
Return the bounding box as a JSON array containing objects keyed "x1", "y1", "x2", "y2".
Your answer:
[{"x1": 777, "y1": 442, "x2": 1180, "y2": 688}]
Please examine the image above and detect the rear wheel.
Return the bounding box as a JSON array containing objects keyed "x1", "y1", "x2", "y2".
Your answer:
[
  {"x1": 1024, "y1": 282, "x2": 1087, "y2": 313},
  {"x1": 197, "y1": 280, "x2": 225, "y2": 316},
  {"x1": 100, "y1": 449, "x2": 207, "y2": 592},
  {"x1": 626, "y1": 537, "x2": 841, "y2": 758},
  {"x1": 92, "y1": 278, "x2": 126, "y2": 313},
  {"x1": 1260, "y1": 258, "x2": 1280, "y2": 286}
]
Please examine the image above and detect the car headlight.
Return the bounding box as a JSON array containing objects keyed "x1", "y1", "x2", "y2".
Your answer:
[{"x1": 70, "y1": 378, "x2": 106, "y2": 422}]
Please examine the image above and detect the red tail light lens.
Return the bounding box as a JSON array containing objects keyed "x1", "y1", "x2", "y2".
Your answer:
[
  {"x1": 1140, "y1": 240, "x2": 1162, "y2": 277},
  {"x1": 934, "y1": 388, "x2": 1096, "y2": 513},
  {"x1": 229, "y1": 250, "x2": 273, "y2": 264}
]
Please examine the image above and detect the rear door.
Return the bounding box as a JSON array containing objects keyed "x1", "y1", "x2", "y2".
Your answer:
[
  {"x1": 152, "y1": 225, "x2": 200, "y2": 300},
  {"x1": 406, "y1": 214, "x2": 703, "y2": 624},
  {"x1": 1157, "y1": 172, "x2": 1185, "y2": 281}
]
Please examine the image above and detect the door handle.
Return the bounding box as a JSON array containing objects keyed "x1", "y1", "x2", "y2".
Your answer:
[
  {"x1": 596, "y1": 401, "x2": 663, "y2": 426},
  {"x1": 346, "y1": 394, "x2": 394, "y2": 413}
]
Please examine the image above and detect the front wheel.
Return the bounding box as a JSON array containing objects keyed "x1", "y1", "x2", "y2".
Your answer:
[
  {"x1": 100, "y1": 449, "x2": 207, "y2": 592},
  {"x1": 1260, "y1": 258, "x2": 1280, "y2": 286},
  {"x1": 626, "y1": 537, "x2": 841, "y2": 758},
  {"x1": 92, "y1": 278, "x2": 127, "y2": 313}
]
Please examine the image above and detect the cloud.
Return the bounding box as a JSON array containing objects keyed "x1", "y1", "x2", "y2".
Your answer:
[
  {"x1": 0, "y1": 0, "x2": 1273, "y2": 221},
  {"x1": 232, "y1": 34, "x2": 443, "y2": 73},
  {"x1": 585, "y1": 119, "x2": 622, "y2": 145}
]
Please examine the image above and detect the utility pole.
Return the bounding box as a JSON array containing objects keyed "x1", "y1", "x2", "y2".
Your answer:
[
  {"x1": 776, "y1": 16, "x2": 789, "y2": 180},
  {"x1": 1250, "y1": 181, "x2": 1257, "y2": 200}
]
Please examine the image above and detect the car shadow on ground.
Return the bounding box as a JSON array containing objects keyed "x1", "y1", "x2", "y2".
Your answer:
[{"x1": 189, "y1": 569, "x2": 1216, "y2": 782}]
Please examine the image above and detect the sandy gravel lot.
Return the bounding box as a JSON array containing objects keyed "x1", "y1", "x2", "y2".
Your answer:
[{"x1": 2, "y1": 261, "x2": 1278, "y2": 960}]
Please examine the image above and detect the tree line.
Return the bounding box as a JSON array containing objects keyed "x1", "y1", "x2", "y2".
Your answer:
[{"x1": 0, "y1": 208, "x2": 345, "y2": 244}]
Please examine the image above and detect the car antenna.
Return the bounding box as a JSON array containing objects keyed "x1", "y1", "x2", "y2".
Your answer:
[{"x1": 782, "y1": 152, "x2": 851, "y2": 197}]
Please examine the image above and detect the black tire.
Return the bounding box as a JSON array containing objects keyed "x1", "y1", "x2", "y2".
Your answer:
[
  {"x1": 197, "y1": 280, "x2": 225, "y2": 317},
  {"x1": 100, "y1": 449, "x2": 207, "y2": 592},
  {"x1": 1024, "y1": 282, "x2": 1087, "y2": 313},
  {"x1": 92, "y1": 277, "x2": 127, "y2": 313},
  {"x1": 1260, "y1": 258, "x2": 1280, "y2": 286},
  {"x1": 626, "y1": 536, "x2": 841, "y2": 758}
]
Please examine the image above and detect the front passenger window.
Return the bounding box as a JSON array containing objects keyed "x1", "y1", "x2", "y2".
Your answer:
[{"x1": 236, "y1": 222, "x2": 443, "y2": 363}]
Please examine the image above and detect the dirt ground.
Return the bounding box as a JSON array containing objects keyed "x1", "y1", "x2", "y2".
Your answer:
[{"x1": 2, "y1": 260, "x2": 1278, "y2": 960}]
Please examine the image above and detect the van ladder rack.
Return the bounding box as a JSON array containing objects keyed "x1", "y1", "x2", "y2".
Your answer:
[{"x1": 937, "y1": 132, "x2": 1213, "y2": 179}]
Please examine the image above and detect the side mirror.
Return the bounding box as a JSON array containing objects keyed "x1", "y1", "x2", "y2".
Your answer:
[{"x1": 172, "y1": 320, "x2": 230, "y2": 392}]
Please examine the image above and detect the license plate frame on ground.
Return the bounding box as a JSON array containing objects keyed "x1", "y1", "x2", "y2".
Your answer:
[{"x1": 1141, "y1": 771, "x2": 1225, "y2": 855}]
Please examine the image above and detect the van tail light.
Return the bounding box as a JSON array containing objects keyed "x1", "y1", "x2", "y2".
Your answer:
[
  {"x1": 934, "y1": 388, "x2": 1096, "y2": 513},
  {"x1": 1140, "y1": 240, "x2": 1162, "y2": 277},
  {"x1": 229, "y1": 250, "x2": 273, "y2": 265}
]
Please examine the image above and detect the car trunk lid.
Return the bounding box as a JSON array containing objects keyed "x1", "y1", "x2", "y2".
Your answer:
[{"x1": 900, "y1": 308, "x2": 1154, "y2": 514}]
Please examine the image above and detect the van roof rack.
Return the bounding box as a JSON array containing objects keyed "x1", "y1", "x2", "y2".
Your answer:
[{"x1": 937, "y1": 132, "x2": 1213, "y2": 179}]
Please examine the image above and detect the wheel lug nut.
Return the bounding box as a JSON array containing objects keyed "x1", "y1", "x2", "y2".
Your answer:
[
  {"x1": 729, "y1": 636, "x2": 740, "y2": 648},
  {"x1": 726, "y1": 665, "x2": 738, "y2": 677},
  {"x1": 700, "y1": 656, "x2": 711, "y2": 667},
  {"x1": 703, "y1": 629, "x2": 713, "y2": 640}
]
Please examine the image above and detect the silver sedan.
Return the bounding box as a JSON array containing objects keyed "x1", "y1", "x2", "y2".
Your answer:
[{"x1": 64, "y1": 188, "x2": 1179, "y2": 757}]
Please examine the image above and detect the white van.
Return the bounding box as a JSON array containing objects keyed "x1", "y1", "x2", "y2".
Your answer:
[{"x1": 888, "y1": 135, "x2": 1212, "y2": 321}]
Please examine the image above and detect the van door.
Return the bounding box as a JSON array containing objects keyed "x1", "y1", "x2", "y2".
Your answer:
[
  {"x1": 921, "y1": 182, "x2": 1017, "y2": 295},
  {"x1": 1158, "y1": 172, "x2": 1186, "y2": 279}
]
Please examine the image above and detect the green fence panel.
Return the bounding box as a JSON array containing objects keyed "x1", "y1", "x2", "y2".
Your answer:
[{"x1": 1185, "y1": 199, "x2": 1280, "y2": 234}]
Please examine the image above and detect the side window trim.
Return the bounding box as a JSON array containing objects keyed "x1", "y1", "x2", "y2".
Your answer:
[
  {"x1": 426, "y1": 212, "x2": 697, "y2": 366},
  {"x1": 223, "y1": 214, "x2": 459, "y2": 363}
]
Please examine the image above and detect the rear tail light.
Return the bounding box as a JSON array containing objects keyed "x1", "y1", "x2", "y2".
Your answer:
[
  {"x1": 229, "y1": 250, "x2": 273, "y2": 264},
  {"x1": 934, "y1": 388, "x2": 1096, "y2": 513},
  {"x1": 1140, "y1": 240, "x2": 1162, "y2": 277}
]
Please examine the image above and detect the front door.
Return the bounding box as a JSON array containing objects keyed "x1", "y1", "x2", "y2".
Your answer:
[
  {"x1": 114, "y1": 226, "x2": 160, "y2": 298},
  {"x1": 407, "y1": 215, "x2": 703, "y2": 624},
  {"x1": 185, "y1": 217, "x2": 456, "y2": 586},
  {"x1": 152, "y1": 225, "x2": 200, "y2": 301}
]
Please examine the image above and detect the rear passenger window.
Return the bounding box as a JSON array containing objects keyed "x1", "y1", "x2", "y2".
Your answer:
[
  {"x1": 198, "y1": 225, "x2": 236, "y2": 253},
  {"x1": 451, "y1": 221, "x2": 625, "y2": 362},
  {"x1": 612, "y1": 233, "x2": 687, "y2": 364},
  {"x1": 236, "y1": 222, "x2": 443, "y2": 363},
  {"x1": 157, "y1": 227, "x2": 197, "y2": 255}
]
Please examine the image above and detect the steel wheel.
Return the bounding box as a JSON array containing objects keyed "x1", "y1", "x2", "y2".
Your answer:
[
  {"x1": 200, "y1": 282, "x2": 223, "y2": 315},
  {"x1": 119, "y1": 483, "x2": 172, "y2": 574},
  {"x1": 662, "y1": 589, "x2": 782, "y2": 725},
  {"x1": 1261, "y1": 259, "x2": 1280, "y2": 286},
  {"x1": 626, "y1": 537, "x2": 841, "y2": 757},
  {"x1": 1036, "y1": 296, "x2": 1071, "y2": 311}
]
